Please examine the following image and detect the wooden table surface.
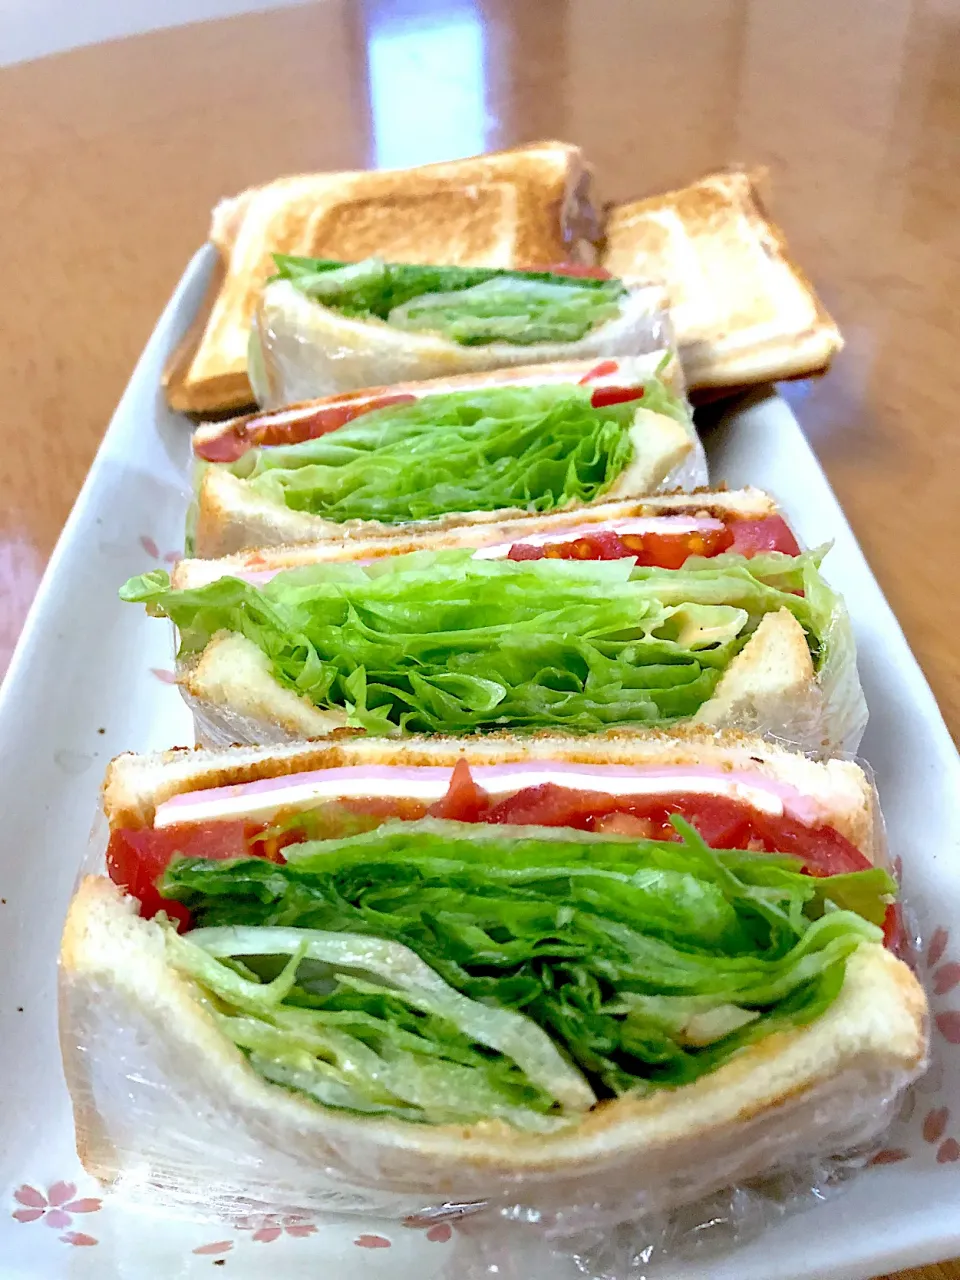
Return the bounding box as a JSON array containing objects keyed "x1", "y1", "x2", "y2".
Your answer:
[{"x1": 1, "y1": 0, "x2": 958, "y2": 1274}]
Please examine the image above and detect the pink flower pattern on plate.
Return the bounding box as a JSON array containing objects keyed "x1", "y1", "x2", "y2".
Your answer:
[
  {"x1": 12, "y1": 1182, "x2": 101, "y2": 1246},
  {"x1": 893, "y1": 919, "x2": 960, "y2": 1165},
  {"x1": 236, "y1": 1212, "x2": 318, "y2": 1243},
  {"x1": 193, "y1": 1240, "x2": 234, "y2": 1255},
  {"x1": 402, "y1": 1212, "x2": 462, "y2": 1243},
  {"x1": 355, "y1": 1233, "x2": 392, "y2": 1248},
  {"x1": 139, "y1": 534, "x2": 182, "y2": 564}
]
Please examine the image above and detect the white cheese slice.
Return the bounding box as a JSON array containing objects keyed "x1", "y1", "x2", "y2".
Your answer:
[{"x1": 153, "y1": 763, "x2": 788, "y2": 829}]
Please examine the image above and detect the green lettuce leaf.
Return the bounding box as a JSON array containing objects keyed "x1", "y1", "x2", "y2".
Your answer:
[
  {"x1": 163, "y1": 919, "x2": 591, "y2": 1127},
  {"x1": 121, "y1": 548, "x2": 837, "y2": 734},
  {"x1": 386, "y1": 277, "x2": 625, "y2": 346},
  {"x1": 223, "y1": 384, "x2": 654, "y2": 523},
  {"x1": 160, "y1": 818, "x2": 887, "y2": 1108},
  {"x1": 173, "y1": 921, "x2": 591, "y2": 1109},
  {"x1": 272, "y1": 255, "x2": 625, "y2": 340}
]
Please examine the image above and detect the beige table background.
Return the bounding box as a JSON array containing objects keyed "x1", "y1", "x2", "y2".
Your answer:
[{"x1": 1, "y1": 1, "x2": 959, "y2": 1274}]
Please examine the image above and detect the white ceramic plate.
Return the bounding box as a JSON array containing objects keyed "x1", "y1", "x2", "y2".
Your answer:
[{"x1": 1, "y1": 247, "x2": 958, "y2": 1280}]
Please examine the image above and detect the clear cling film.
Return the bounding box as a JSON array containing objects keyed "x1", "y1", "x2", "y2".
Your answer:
[{"x1": 436, "y1": 1147, "x2": 889, "y2": 1278}]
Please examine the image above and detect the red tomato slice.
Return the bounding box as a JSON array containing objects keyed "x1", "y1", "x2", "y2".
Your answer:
[
  {"x1": 332, "y1": 797, "x2": 429, "y2": 824},
  {"x1": 541, "y1": 531, "x2": 625, "y2": 561},
  {"x1": 428, "y1": 758, "x2": 491, "y2": 822},
  {"x1": 506, "y1": 527, "x2": 736, "y2": 568},
  {"x1": 191, "y1": 432, "x2": 250, "y2": 464},
  {"x1": 105, "y1": 821, "x2": 254, "y2": 928},
  {"x1": 506, "y1": 542, "x2": 546, "y2": 561},
  {"x1": 483, "y1": 786, "x2": 871, "y2": 876},
  {"x1": 485, "y1": 782, "x2": 607, "y2": 829},
  {"x1": 578, "y1": 359, "x2": 620, "y2": 384},
  {"x1": 593, "y1": 812, "x2": 660, "y2": 838},
  {"x1": 883, "y1": 903, "x2": 910, "y2": 958},
  {"x1": 628, "y1": 528, "x2": 735, "y2": 569},
  {"x1": 193, "y1": 393, "x2": 417, "y2": 462},
  {"x1": 728, "y1": 516, "x2": 801, "y2": 557},
  {"x1": 590, "y1": 385, "x2": 645, "y2": 409}
]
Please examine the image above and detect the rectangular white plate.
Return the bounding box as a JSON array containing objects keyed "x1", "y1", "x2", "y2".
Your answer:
[{"x1": 1, "y1": 246, "x2": 958, "y2": 1280}]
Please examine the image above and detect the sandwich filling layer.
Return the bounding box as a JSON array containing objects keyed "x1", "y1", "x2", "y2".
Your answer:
[
  {"x1": 477, "y1": 513, "x2": 798, "y2": 565},
  {"x1": 217, "y1": 514, "x2": 801, "y2": 584},
  {"x1": 192, "y1": 358, "x2": 643, "y2": 463},
  {"x1": 105, "y1": 760, "x2": 896, "y2": 1132},
  {"x1": 272, "y1": 256, "x2": 626, "y2": 346},
  {"x1": 122, "y1": 547, "x2": 842, "y2": 736},
  {"x1": 192, "y1": 379, "x2": 687, "y2": 524}
]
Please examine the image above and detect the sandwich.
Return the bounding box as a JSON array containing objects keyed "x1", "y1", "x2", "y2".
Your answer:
[
  {"x1": 189, "y1": 355, "x2": 704, "y2": 559},
  {"x1": 164, "y1": 142, "x2": 595, "y2": 416},
  {"x1": 602, "y1": 170, "x2": 843, "y2": 393},
  {"x1": 249, "y1": 256, "x2": 670, "y2": 407},
  {"x1": 59, "y1": 730, "x2": 927, "y2": 1224},
  {"x1": 120, "y1": 514, "x2": 866, "y2": 753}
]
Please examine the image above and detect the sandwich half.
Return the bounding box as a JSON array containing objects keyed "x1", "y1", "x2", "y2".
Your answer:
[
  {"x1": 602, "y1": 170, "x2": 843, "y2": 393},
  {"x1": 60, "y1": 730, "x2": 927, "y2": 1224},
  {"x1": 165, "y1": 142, "x2": 595, "y2": 416},
  {"x1": 250, "y1": 257, "x2": 670, "y2": 406},
  {"x1": 189, "y1": 355, "x2": 704, "y2": 559},
  {"x1": 122, "y1": 510, "x2": 867, "y2": 753}
]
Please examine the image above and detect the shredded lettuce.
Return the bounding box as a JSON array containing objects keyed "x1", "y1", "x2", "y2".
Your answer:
[
  {"x1": 160, "y1": 817, "x2": 889, "y2": 1114},
  {"x1": 386, "y1": 277, "x2": 625, "y2": 345},
  {"x1": 165, "y1": 920, "x2": 590, "y2": 1124},
  {"x1": 121, "y1": 547, "x2": 840, "y2": 735},
  {"x1": 272, "y1": 255, "x2": 626, "y2": 344},
  {"x1": 222, "y1": 384, "x2": 656, "y2": 523}
]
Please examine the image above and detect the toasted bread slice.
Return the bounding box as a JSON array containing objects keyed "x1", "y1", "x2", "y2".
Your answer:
[
  {"x1": 602, "y1": 170, "x2": 842, "y2": 391},
  {"x1": 175, "y1": 487, "x2": 780, "y2": 583},
  {"x1": 165, "y1": 143, "x2": 594, "y2": 416},
  {"x1": 251, "y1": 278, "x2": 670, "y2": 407},
  {"x1": 180, "y1": 631, "x2": 348, "y2": 743},
  {"x1": 60, "y1": 870, "x2": 925, "y2": 1219},
  {"x1": 693, "y1": 608, "x2": 818, "y2": 732}
]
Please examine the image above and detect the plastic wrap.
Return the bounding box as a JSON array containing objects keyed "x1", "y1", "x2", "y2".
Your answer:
[
  {"x1": 249, "y1": 277, "x2": 675, "y2": 409},
  {"x1": 444, "y1": 1146, "x2": 893, "y2": 1278},
  {"x1": 60, "y1": 734, "x2": 928, "y2": 1266}
]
